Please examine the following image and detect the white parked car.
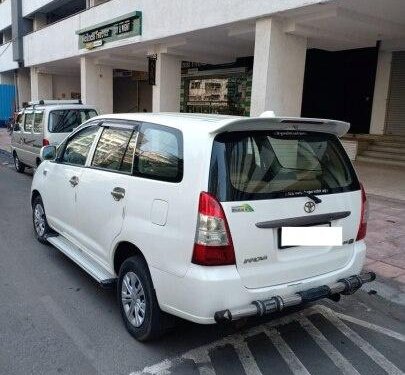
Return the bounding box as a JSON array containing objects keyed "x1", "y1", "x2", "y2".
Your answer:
[
  {"x1": 11, "y1": 100, "x2": 98, "y2": 172},
  {"x1": 31, "y1": 113, "x2": 375, "y2": 341}
]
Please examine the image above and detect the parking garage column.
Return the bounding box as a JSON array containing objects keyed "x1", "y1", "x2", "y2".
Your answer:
[
  {"x1": 152, "y1": 53, "x2": 181, "y2": 112},
  {"x1": 30, "y1": 67, "x2": 53, "y2": 101},
  {"x1": 250, "y1": 17, "x2": 307, "y2": 117},
  {"x1": 80, "y1": 57, "x2": 113, "y2": 114}
]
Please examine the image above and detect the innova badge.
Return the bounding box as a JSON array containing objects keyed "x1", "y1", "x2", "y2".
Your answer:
[
  {"x1": 304, "y1": 201, "x2": 316, "y2": 213},
  {"x1": 231, "y1": 204, "x2": 254, "y2": 213}
]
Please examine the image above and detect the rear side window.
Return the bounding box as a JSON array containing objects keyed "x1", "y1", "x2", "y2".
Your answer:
[
  {"x1": 92, "y1": 127, "x2": 136, "y2": 173},
  {"x1": 209, "y1": 130, "x2": 360, "y2": 201},
  {"x1": 49, "y1": 109, "x2": 98, "y2": 133},
  {"x1": 61, "y1": 126, "x2": 98, "y2": 166},
  {"x1": 33, "y1": 111, "x2": 44, "y2": 133},
  {"x1": 134, "y1": 124, "x2": 183, "y2": 182},
  {"x1": 14, "y1": 113, "x2": 23, "y2": 131},
  {"x1": 24, "y1": 112, "x2": 34, "y2": 132}
]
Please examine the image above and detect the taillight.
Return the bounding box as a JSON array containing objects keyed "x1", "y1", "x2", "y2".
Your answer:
[
  {"x1": 356, "y1": 183, "x2": 368, "y2": 241},
  {"x1": 192, "y1": 192, "x2": 235, "y2": 266},
  {"x1": 43, "y1": 139, "x2": 50, "y2": 146}
]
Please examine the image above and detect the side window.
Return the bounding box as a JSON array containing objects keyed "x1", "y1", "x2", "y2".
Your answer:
[
  {"x1": 14, "y1": 114, "x2": 23, "y2": 131},
  {"x1": 33, "y1": 111, "x2": 44, "y2": 133},
  {"x1": 24, "y1": 112, "x2": 34, "y2": 132},
  {"x1": 134, "y1": 124, "x2": 183, "y2": 182},
  {"x1": 92, "y1": 127, "x2": 135, "y2": 172},
  {"x1": 61, "y1": 126, "x2": 99, "y2": 166}
]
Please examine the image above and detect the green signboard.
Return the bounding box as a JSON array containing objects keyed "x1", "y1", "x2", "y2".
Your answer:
[{"x1": 76, "y1": 12, "x2": 142, "y2": 50}]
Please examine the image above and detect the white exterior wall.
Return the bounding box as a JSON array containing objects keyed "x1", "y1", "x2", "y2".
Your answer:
[
  {"x1": 0, "y1": 42, "x2": 19, "y2": 73},
  {"x1": 22, "y1": 0, "x2": 327, "y2": 67},
  {"x1": 0, "y1": 71, "x2": 14, "y2": 85},
  {"x1": 81, "y1": 57, "x2": 113, "y2": 114},
  {"x1": 53, "y1": 75, "x2": 81, "y2": 100},
  {"x1": 370, "y1": 51, "x2": 393, "y2": 135},
  {"x1": 250, "y1": 17, "x2": 307, "y2": 117},
  {"x1": 0, "y1": 0, "x2": 12, "y2": 32},
  {"x1": 152, "y1": 53, "x2": 181, "y2": 112},
  {"x1": 31, "y1": 67, "x2": 53, "y2": 101}
]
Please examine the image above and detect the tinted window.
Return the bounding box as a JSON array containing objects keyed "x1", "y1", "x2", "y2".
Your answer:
[
  {"x1": 134, "y1": 124, "x2": 183, "y2": 182},
  {"x1": 49, "y1": 109, "x2": 98, "y2": 133},
  {"x1": 209, "y1": 130, "x2": 359, "y2": 201},
  {"x1": 92, "y1": 128, "x2": 135, "y2": 172},
  {"x1": 24, "y1": 112, "x2": 34, "y2": 132},
  {"x1": 61, "y1": 126, "x2": 98, "y2": 166},
  {"x1": 33, "y1": 111, "x2": 44, "y2": 133}
]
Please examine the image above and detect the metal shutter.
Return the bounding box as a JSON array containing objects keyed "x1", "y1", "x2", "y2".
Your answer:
[{"x1": 385, "y1": 51, "x2": 405, "y2": 135}]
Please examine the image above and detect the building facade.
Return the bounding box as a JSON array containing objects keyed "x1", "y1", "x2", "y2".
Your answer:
[{"x1": 0, "y1": 0, "x2": 405, "y2": 140}]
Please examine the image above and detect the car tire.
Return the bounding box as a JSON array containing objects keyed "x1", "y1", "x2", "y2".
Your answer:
[
  {"x1": 32, "y1": 195, "x2": 51, "y2": 244},
  {"x1": 118, "y1": 256, "x2": 173, "y2": 341},
  {"x1": 14, "y1": 153, "x2": 25, "y2": 173}
]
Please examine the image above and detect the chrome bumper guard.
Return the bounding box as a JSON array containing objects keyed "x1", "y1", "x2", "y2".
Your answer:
[{"x1": 214, "y1": 272, "x2": 376, "y2": 323}]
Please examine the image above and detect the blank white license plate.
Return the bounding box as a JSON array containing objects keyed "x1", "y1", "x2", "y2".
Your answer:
[{"x1": 281, "y1": 226, "x2": 342, "y2": 247}]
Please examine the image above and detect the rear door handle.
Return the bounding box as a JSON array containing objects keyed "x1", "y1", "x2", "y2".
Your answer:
[
  {"x1": 111, "y1": 187, "x2": 125, "y2": 201},
  {"x1": 69, "y1": 176, "x2": 79, "y2": 187}
]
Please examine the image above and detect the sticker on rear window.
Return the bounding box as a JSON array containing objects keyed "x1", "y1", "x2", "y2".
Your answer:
[{"x1": 232, "y1": 204, "x2": 254, "y2": 213}]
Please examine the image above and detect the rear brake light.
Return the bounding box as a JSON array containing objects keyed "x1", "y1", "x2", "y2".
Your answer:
[
  {"x1": 192, "y1": 192, "x2": 235, "y2": 266},
  {"x1": 356, "y1": 183, "x2": 368, "y2": 241},
  {"x1": 43, "y1": 139, "x2": 50, "y2": 146}
]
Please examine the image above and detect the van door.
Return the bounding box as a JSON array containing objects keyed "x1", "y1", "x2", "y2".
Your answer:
[
  {"x1": 74, "y1": 125, "x2": 137, "y2": 265},
  {"x1": 20, "y1": 111, "x2": 35, "y2": 165},
  {"x1": 32, "y1": 110, "x2": 45, "y2": 165},
  {"x1": 209, "y1": 130, "x2": 362, "y2": 289}
]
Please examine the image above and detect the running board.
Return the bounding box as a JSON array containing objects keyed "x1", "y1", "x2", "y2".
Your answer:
[{"x1": 47, "y1": 235, "x2": 116, "y2": 284}]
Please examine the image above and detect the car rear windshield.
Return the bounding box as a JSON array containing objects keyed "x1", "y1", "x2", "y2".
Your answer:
[
  {"x1": 209, "y1": 130, "x2": 360, "y2": 201},
  {"x1": 48, "y1": 109, "x2": 98, "y2": 133}
]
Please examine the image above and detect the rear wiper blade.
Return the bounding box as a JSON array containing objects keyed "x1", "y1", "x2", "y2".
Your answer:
[{"x1": 302, "y1": 191, "x2": 322, "y2": 204}]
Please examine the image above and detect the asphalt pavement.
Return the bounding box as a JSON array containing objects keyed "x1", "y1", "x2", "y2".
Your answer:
[{"x1": 0, "y1": 152, "x2": 404, "y2": 375}]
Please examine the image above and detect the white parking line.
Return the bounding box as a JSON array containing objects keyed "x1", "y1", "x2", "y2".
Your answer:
[{"x1": 131, "y1": 305, "x2": 405, "y2": 375}]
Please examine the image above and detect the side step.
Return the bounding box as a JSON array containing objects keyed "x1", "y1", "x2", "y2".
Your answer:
[{"x1": 47, "y1": 235, "x2": 117, "y2": 287}]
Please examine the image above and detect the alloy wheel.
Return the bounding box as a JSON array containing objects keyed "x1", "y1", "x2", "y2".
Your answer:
[
  {"x1": 121, "y1": 271, "x2": 146, "y2": 327},
  {"x1": 34, "y1": 204, "x2": 46, "y2": 237}
]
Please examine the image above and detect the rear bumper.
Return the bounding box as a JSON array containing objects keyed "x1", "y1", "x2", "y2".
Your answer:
[
  {"x1": 152, "y1": 240, "x2": 367, "y2": 324},
  {"x1": 214, "y1": 271, "x2": 375, "y2": 323}
]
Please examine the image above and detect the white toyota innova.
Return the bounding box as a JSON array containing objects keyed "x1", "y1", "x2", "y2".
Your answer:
[{"x1": 31, "y1": 113, "x2": 375, "y2": 341}]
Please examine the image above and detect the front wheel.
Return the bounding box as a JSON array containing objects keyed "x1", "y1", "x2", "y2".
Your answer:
[
  {"x1": 118, "y1": 256, "x2": 173, "y2": 341},
  {"x1": 32, "y1": 196, "x2": 51, "y2": 244},
  {"x1": 14, "y1": 153, "x2": 25, "y2": 173}
]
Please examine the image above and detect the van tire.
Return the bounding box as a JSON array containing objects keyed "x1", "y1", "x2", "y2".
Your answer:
[
  {"x1": 118, "y1": 256, "x2": 172, "y2": 341},
  {"x1": 32, "y1": 195, "x2": 51, "y2": 244},
  {"x1": 14, "y1": 153, "x2": 25, "y2": 173}
]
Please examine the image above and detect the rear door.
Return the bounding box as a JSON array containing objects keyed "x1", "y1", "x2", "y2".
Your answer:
[{"x1": 209, "y1": 129, "x2": 361, "y2": 289}]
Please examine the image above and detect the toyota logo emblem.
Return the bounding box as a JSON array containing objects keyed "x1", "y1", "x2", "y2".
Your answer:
[{"x1": 304, "y1": 201, "x2": 316, "y2": 213}]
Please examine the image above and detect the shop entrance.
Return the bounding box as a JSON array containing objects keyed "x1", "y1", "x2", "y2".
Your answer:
[
  {"x1": 301, "y1": 47, "x2": 379, "y2": 134},
  {"x1": 113, "y1": 70, "x2": 152, "y2": 113}
]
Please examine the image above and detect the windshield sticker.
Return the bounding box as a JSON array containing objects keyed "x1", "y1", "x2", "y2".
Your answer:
[{"x1": 232, "y1": 204, "x2": 254, "y2": 213}]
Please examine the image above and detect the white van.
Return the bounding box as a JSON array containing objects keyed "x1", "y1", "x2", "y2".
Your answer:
[
  {"x1": 11, "y1": 100, "x2": 98, "y2": 172},
  {"x1": 31, "y1": 113, "x2": 374, "y2": 341}
]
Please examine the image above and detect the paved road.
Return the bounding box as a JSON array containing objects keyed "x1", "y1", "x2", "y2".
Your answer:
[{"x1": 0, "y1": 153, "x2": 404, "y2": 375}]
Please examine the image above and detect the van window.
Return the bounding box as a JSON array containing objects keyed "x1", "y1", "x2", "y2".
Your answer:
[
  {"x1": 134, "y1": 124, "x2": 183, "y2": 182},
  {"x1": 33, "y1": 111, "x2": 44, "y2": 133},
  {"x1": 49, "y1": 109, "x2": 98, "y2": 133},
  {"x1": 14, "y1": 113, "x2": 23, "y2": 131},
  {"x1": 24, "y1": 112, "x2": 34, "y2": 132},
  {"x1": 209, "y1": 130, "x2": 360, "y2": 201},
  {"x1": 92, "y1": 128, "x2": 135, "y2": 172},
  {"x1": 61, "y1": 126, "x2": 98, "y2": 166}
]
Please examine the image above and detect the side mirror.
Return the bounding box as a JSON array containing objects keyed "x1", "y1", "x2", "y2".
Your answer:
[{"x1": 40, "y1": 145, "x2": 57, "y2": 161}]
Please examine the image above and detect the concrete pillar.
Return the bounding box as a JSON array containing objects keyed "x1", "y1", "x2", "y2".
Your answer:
[
  {"x1": 250, "y1": 17, "x2": 307, "y2": 117},
  {"x1": 16, "y1": 68, "x2": 31, "y2": 107},
  {"x1": 370, "y1": 51, "x2": 392, "y2": 135},
  {"x1": 152, "y1": 53, "x2": 181, "y2": 112},
  {"x1": 33, "y1": 13, "x2": 47, "y2": 31},
  {"x1": 30, "y1": 67, "x2": 53, "y2": 101},
  {"x1": 80, "y1": 57, "x2": 113, "y2": 114}
]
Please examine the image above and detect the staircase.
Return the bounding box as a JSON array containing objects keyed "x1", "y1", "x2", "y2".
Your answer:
[{"x1": 357, "y1": 135, "x2": 405, "y2": 167}]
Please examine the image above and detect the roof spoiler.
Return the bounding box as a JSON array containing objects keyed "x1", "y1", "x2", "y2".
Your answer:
[{"x1": 212, "y1": 117, "x2": 350, "y2": 137}]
